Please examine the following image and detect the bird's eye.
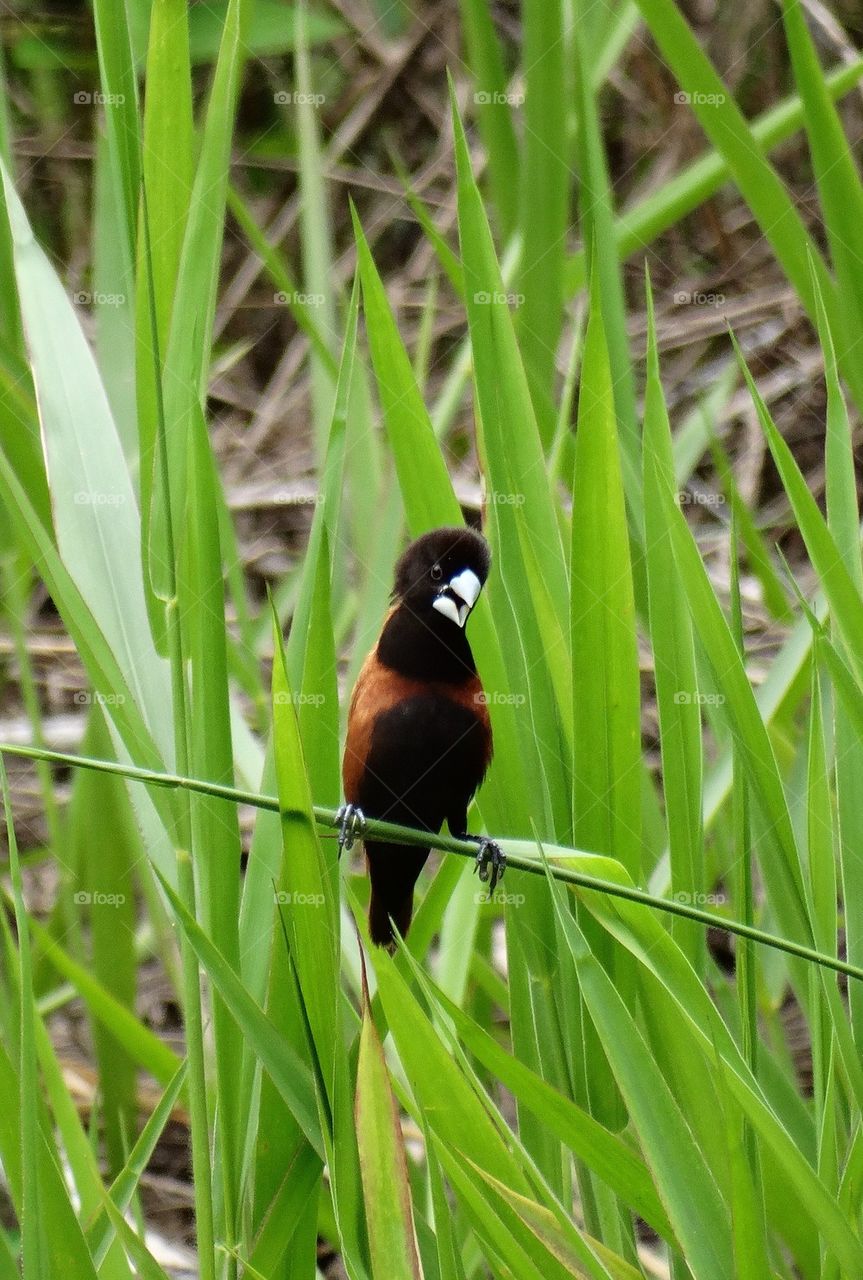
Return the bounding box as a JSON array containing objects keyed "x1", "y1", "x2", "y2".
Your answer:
[{"x1": 430, "y1": 563, "x2": 442, "y2": 581}]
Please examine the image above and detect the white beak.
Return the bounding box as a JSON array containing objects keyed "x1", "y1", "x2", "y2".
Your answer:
[
  {"x1": 432, "y1": 568, "x2": 482, "y2": 628},
  {"x1": 449, "y1": 568, "x2": 482, "y2": 609}
]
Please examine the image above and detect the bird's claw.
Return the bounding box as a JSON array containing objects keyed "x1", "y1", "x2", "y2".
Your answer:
[
  {"x1": 336, "y1": 804, "x2": 366, "y2": 855},
  {"x1": 471, "y1": 838, "x2": 506, "y2": 895}
]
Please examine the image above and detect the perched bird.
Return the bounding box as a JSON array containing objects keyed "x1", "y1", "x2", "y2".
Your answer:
[{"x1": 339, "y1": 526, "x2": 504, "y2": 948}]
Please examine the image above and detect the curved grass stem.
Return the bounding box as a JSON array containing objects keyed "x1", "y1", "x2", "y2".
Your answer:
[{"x1": 2, "y1": 739, "x2": 859, "y2": 987}]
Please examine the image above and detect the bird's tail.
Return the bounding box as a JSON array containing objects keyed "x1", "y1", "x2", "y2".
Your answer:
[
  {"x1": 368, "y1": 887, "x2": 414, "y2": 950},
  {"x1": 366, "y1": 841, "x2": 429, "y2": 950}
]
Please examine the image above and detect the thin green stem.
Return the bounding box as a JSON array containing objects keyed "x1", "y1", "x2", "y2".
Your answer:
[
  {"x1": 730, "y1": 516, "x2": 759, "y2": 1182},
  {"x1": 3, "y1": 739, "x2": 863, "y2": 988},
  {"x1": 1, "y1": 756, "x2": 46, "y2": 1277},
  {"x1": 141, "y1": 183, "x2": 216, "y2": 1280}
]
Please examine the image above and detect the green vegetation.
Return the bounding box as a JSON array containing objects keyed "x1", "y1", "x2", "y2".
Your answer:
[{"x1": 1, "y1": 1, "x2": 863, "y2": 1276}]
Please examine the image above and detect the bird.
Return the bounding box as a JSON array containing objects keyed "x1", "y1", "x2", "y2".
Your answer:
[{"x1": 339, "y1": 526, "x2": 504, "y2": 949}]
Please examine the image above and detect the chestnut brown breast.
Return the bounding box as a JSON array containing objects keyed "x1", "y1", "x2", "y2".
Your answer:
[{"x1": 342, "y1": 646, "x2": 491, "y2": 806}]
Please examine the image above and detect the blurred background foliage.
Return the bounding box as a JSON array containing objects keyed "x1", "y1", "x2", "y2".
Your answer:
[{"x1": 2, "y1": 1, "x2": 863, "y2": 1278}]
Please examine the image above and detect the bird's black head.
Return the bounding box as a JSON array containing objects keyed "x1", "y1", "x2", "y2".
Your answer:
[
  {"x1": 392, "y1": 526, "x2": 491, "y2": 622},
  {"x1": 378, "y1": 526, "x2": 491, "y2": 681}
]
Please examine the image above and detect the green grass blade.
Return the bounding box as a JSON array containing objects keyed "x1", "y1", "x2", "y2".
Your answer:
[
  {"x1": 244, "y1": 1143, "x2": 321, "y2": 1276},
  {"x1": 352, "y1": 204, "x2": 463, "y2": 535},
  {"x1": 0, "y1": 444, "x2": 176, "y2": 864},
  {"x1": 86, "y1": 1061, "x2": 188, "y2": 1267},
  {"x1": 542, "y1": 857, "x2": 733, "y2": 1279},
  {"x1": 187, "y1": 0, "x2": 343, "y2": 62},
  {"x1": 556, "y1": 848, "x2": 854, "y2": 1270},
  {"x1": 710, "y1": 433, "x2": 792, "y2": 622},
  {"x1": 388, "y1": 151, "x2": 465, "y2": 301},
  {"x1": 227, "y1": 184, "x2": 339, "y2": 377},
  {"x1": 1, "y1": 759, "x2": 46, "y2": 1279},
  {"x1": 91, "y1": 0, "x2": 140, "y2": 265},
  {"x1": 805, "y1": 658, "x2": 837, "y2": 1223},
  {"x1": 35, "y1": 1019, "x2": 134, "y2": 1280},
  {"x1": 781, "y1": 0, "x2": 863, "y2": 341},
  {"x1": 88, "y1": 1198, "x2": 171, "y2": 1280},
  {"x1": 271, "y1": 611, "x2": 339, "y2": 1098},
  {"x1": 572, "y1": 11, "x2": 639, "y2": 503},
  {"x1": 570, "y1": 277, "x2": 641, "y2": 1132},
  {"x1": 518, "y1": 0, "x2": 567, "y2": 432},
  {"x1": 736, "y1": 338, "x2": 863, "y2": 686},
  {"x1": 655, "y1": 468, "x2": 811, "y2": 947},
  {"x1": 136, "y1": 0, "x2": 193, "y2": 642},
  {"x1": 423, "y1": 1127, "x2": 468, "y2": 1280},
  {"x1": 69, "y1": 710, "x2": 138, "y2": 1177},
  {"x1": 458, "y1": 0, "x2": 520, "y2": 235},
  {"x1": 148, "y1": 0, "x2": 245, "y2": 603},
  {"x1": 572, "y1": 281, "x2": 641, "y2": 877},
  {"x1": 452, "y1": 84, "x2": 572, "y2": 840},
  {"x1": 444, "y1": 1150, "x2": 621, "y2": 1280},
  {"x1": 728, "y1": 520, "x2": 758, "y2": 1148},
  {"x1": 428, "y1": 982, "x2": 677, "y2": 1244},
  {"x1": 183, "y1": 399, "x2": 244, "y2": 1250},
  {"x1": 238, "y1": 278, "x2": 358, "y2": 1019},
  {"x1": 92, "y1": 131, "x2": 137, "y2": 459},
  {"x1": 272, "y1": 617, "x2": 368, "y2": 1277},
  {"x1": 815, "y1": 260, "x2": 863, "y2": 1054},
  {"x1": 642, "y1": 274, "x2": 704, "y2": 972},
  {"x1": 714, "y1": 1052, "x2": 770, "y2": 1280},
  {"x1": 466, "y1": 1165, "x2": 641, "y2": 1280},
  {"x1": 0, "y1": 160, "x2": 172, "y2": 755},
  {"x1": 0, "y1": 1046, "x2": 98, "y2": 1280},
  {"x1": 453, "y1": 86, "x2": 569, "y2": 620},
  {"x1": 627, "y1": 0, "x2": 863, "y2": 408},
  {"x1": 153, "y1": 865, "x2": 324, "y2": 1157},
  {"x1": 565, "y1": 58, "x2": 863, "y2": 295},
  {"x1": 26, "y1": 910, "x2": 180, "y2": 1084},
  {"x1": 818, "y1": 268, "x2": 862, "y2": 590},
  {"x1": 355, "y1": 980, "x2": 423, "y2": 1280},
  {"x1": 294, "y1": 0, "x2": 337, "y2": 460},
  {"x1": 371, "y1": 942, "x2": 533, "y2": 1197}
]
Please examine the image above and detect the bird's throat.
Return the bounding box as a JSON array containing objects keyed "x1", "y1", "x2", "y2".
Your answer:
[{"x1": 377, "y1": 603, "x2": 477, "y2": 683}]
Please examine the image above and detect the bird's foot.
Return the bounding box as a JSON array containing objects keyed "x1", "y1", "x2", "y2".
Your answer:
[
  {"x1": 335, "y1": 804, "x2": 366, "y2": 855},
  {"x1": 467, "y1": 836, "x2": 506, "y2": 895}
]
